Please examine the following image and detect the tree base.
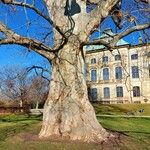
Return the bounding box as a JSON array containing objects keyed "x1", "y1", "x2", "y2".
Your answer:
[
  {"x1": 39, "y1": 131, "x2": 115, "y2": 144},
  {"x1": 39, "y1": 99, "x2": 114, "y2": 143}
]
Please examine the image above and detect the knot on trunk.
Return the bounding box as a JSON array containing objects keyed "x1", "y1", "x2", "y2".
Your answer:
[{"x1": 68, "y1": 35, "x2": 81, "y2": 48}]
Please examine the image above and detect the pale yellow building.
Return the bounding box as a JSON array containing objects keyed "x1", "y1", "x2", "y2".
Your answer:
[{"x1": 85, "y1": 29, "x2": 150, "y2": 104}]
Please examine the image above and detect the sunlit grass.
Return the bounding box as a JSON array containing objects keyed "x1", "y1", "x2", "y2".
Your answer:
[
  {"x1": 93, "y1": 103, "x2": 150, "y2": 116},
  {"x1": 0, "y1": 104, "x2": 150, "y2": 150}
]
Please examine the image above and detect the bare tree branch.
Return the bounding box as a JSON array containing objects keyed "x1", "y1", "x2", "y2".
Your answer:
[
  {"x1": 1, "y1": 0, "x2": 66, "y2": 40},
  {"x1": 25, "y1": 65, "x2": 50, "y2": 82},
  {"x1": 84, "y1": 0, "x2": 120, "y2": 37},
  {"x1": 0, "y1": 21, "x2": 55, "y2": 59},
  {"x1": 110, "y1": 23, "x2": 150, "y2": 47},
  {"x1": 83, "y1": 23, "x2": 150, "y2": 49},
  {"x1": 82, "y1": 38, "x2": 110, "y2": 48}
]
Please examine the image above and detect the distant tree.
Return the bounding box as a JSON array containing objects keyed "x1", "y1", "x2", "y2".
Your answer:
[
  {"x1": 0, "y1": 67, "x2": 49, "y2": 109},
  {"x1": 28, "y1": 76, "x2": 49, "y2": 109},
  {"x1": 0, "y1": 67, "x2": 28, "y2": 108}
]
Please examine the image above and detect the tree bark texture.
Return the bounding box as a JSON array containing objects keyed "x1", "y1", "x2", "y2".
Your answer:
[
  {"x1": 39, "y1": 39, "x2": 111, "y2": 142},
  {"x1": 38, "y1": 0, "x2": 120, "y2": 143}
]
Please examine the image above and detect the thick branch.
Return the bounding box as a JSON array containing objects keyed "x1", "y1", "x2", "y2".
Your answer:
[
  {"x1": 110, "y1": 23, "x2": 150, "y2": 47},
  {"x1": 1, "y1": 0, "x2": 66, "y2": 39},
  {"x1": 84, "y1": 0, "x2": 120, "y2": 37},
  {"x1": 82, "y1": 38, "x2": 110, "y2": 48},
  {"x1": 83, "y1": 23, "x2": 150, "y2": 49},
  {"x1": 0, "y1": 22, "x2": 55, "y2": 60}
]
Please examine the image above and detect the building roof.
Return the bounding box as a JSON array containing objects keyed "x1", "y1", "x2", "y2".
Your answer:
[{"x1": 84, "y1": 29, "x2": 129, "y2": 51}]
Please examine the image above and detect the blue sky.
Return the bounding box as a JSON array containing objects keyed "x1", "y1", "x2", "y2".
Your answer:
[
  {"x1": 0, "y1": 45, "x2": 49, "y2": 68},
  {"x1": 0, "y1": 0, "x2": 51, "y2": 70},
  {"x1": 0, "y1": 0, "x2": 149, "y2": 70}
]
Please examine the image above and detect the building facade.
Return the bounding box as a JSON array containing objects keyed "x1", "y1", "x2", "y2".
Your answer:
[{"x1": 85, "y1": 29, "x2": 150, "y2": 104}]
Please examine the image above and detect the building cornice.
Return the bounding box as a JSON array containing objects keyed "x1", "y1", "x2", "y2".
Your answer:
[{"x1": 86, "y1": 43, "x2": 150, "y2": 54}]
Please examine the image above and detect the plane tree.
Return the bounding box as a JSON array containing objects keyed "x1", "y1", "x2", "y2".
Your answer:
[{"x1": 0, "y1": 0, "x2": 150, "y2": 143}]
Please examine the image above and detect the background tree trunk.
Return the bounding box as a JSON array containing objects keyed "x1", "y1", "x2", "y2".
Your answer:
[
  {"x1": 39, "y1": 42, "x2": 111, "y2": 143},
  {"x1": 35, "y1": 101, "x2": 39, "y2": 109},
  {"x1": 19, "y1": 100, "x2": 23, "y2": 108}
]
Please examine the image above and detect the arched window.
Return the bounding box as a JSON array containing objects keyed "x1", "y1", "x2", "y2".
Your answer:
[
  {"x1": 102, "y1": 56, "x2": 108, "y2": 63},
  {"x1": 132, "y1": 66, "x2": 139, "y2": 78},
  {"x1": 115, "y1": 67, "x2": 122, "y2": 79},
  {"x1": 91, "y1": 58, "x2": 96, "y2": 64},
  {"x1": 115, "y1": 54, "x2": 121, "y2": 61},
  {"x1": 148, "y1": 64, "x2": 150, "y2": 78},
  {"x1": 131, "y1": 54, "x2": 138, "y2": 60},
  {"x1": 90, "y1": 88, "x2": 97, "y2": 101},
  {"x1": 104, "y1": 87, "x2": 110, "y2": 98},
  {"x1": 133, "y1": 86, "x2": 140, "y2": 97},
  {"x1": 116, "y1": 86, "x2": 123, "y2": 97},
  {"x1": 103, "y1": 68, "x2": 109, "y2": 80},
  {"x1": 91, "y1": 69, "x2": 97, "y2": 81}
]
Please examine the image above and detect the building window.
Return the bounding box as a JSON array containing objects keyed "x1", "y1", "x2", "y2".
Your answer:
[
  {"x1": 91, "y1": 69, "x2": 97, "y2": 81},
  {"x1": 132, "y1": 66, "x2": 139, "y2": 78},
  {"x1": 104, "y1": 87, "x2": 110, "y2": 98},
  {"x1": 116, "y1": 86, "x2": 123, "y2": 97},
  {"x1": 91, "y1": 58, "x2": 96, "y2": 64},
  {"x1": 133, "y1": 86, "x2": 140, "y2": 97},
  {"x1": 149, "y1": 64, "x2": 150, "y2": 78},
  {"x1": 102, "y1": 56, "x2": 108, "y2": 63},
  {"x1": 103, "y1": 68, "x2": 109, "y2": 80},
  {"x1": 131, "y1": 54, "x2": 138, "y2": 60},
  {"x1": 115, "y1": 55, "x2": 121, "y2": 61},
  {"x1": 90, "y1": 88, "x2": 97, "y2": 101},
  {"x1": 115, "y1": 67, "x2": 122, "y2": 79}
]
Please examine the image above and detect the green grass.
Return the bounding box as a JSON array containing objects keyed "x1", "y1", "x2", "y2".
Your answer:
[
  {"x1": 93, "y1": 103, "x2": 150, "y2": 116},
  {"x1": 99, "y1": 117, "x2": 150, "y2": 134},
  {"x1": 98, "y1": 117, "x2": 150, "y2": 150},
  {"x1": 0, "y1": 114, "x2": 41, "y2": 141},
  {"x1": 0, "y1": 104, "x2": 150, "y2": 150}
]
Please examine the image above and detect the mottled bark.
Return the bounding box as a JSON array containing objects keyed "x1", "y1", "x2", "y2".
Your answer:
[
  {"x1": 39, "y1": 0, "x2": 118, "y2": 143},
  {"x1": 39, "y1": 41, "x2": 111, "y2": 142}
]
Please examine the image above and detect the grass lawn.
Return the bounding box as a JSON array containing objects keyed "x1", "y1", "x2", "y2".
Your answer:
[
  {"x1": 0, "y1": 114, "x2": 41, "y2": 141},
  {"x1": 0, "y1": 104, "x2": 149, "y2": 150},
  {"x1": 93, "y1": 103, "x2": 150, "y2": 116}
]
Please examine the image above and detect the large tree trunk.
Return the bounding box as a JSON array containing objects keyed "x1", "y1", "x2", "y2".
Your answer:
[{"x1": 39, "y1": 41, "x2": 111, "y2": 143}]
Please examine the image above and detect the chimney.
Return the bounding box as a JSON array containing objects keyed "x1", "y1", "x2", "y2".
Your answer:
[
  {"x1": 138, "y1": 37, "x2": 143, "y2": 44},
  {"x1": 104, "y1": 28, "x2": 112, "y2": 34}
]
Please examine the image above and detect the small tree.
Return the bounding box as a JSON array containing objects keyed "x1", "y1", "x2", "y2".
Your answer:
[
  {"x1": 0, "y1": 66, "x2": 49, "y2": 110},
  {"x1": 28, "y1": 76, "x2": 49, "y2": 109},
  {"x1": 0, "y1": 67, "x2": 28, "y2": 108}
]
